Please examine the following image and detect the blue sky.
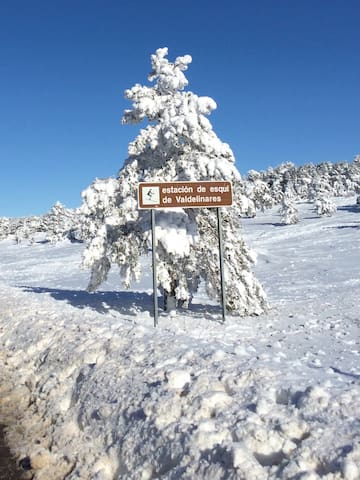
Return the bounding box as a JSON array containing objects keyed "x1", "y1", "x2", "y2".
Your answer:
[{"x1": 1, "y1": 0, "x2": 359, "y2": 217}]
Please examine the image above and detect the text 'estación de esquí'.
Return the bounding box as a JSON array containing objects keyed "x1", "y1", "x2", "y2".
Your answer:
[{"x1": 138, "y1": 181, "x2": 233, "y2": 209}]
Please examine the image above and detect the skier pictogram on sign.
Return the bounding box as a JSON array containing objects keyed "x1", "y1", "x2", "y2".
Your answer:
[{"x1": 141, "y1": 186, "x2": 160, "y2": 206}]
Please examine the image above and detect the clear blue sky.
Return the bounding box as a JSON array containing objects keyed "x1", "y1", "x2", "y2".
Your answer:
[{"x1": 1, "y1": 0, "x2": 359, "y2": 217}]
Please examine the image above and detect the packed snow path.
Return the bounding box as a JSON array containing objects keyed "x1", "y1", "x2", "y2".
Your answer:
[{"x1": 0, "y1": 200, "x2": 359, "y2": 479}]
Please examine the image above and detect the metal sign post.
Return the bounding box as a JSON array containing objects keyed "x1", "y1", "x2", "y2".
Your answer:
[
  {"x1": 151, "y1": 209, "x2": 158, "y2": 327},
  {"x1": 216, "y1": 208, "x2": 227, "y2": 323}
]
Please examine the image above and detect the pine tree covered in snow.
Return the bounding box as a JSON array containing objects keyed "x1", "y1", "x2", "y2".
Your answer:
[
  {"x1": 81, "y1": 48, "x2": 267, "y2": 315},
  {"x1": 13, "y1": 216, "x2": 42, "y2": 244},
  {"x1": 314, "y1": 195, "x2": 337, "y2": 216},
  {"x1": 309, "y1": 172, "x2": 337, "y2": 217},
  {"x1": 245, "y1": 169, "x2": 273, "y2": 215},
  {"x1": 0, "y1": 217, "x2": 10, "y2": 240},
  {"x1": 279, "y1": 191, "x2": 299, "y2": 225},
  {"x1": 42, "y1": 202, "x2": 82, "y2": 243}
]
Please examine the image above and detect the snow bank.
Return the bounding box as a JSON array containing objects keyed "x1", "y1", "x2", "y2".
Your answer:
[
  {"x1": 1, "y1": 200, "x2": 360, "y2": 479},
  {"x1": 1, "y1": 284, "x2": 359, "y2": 480}
]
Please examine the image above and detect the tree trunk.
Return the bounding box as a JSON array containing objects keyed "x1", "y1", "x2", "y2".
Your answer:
[{"x1": 163, "y1": 277, "x2": 177, "y2": 313}]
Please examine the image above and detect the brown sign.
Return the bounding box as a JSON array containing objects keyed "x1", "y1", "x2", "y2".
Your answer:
[{"x1": 138, "y1": 181, "x2": 233, "y2": 209}]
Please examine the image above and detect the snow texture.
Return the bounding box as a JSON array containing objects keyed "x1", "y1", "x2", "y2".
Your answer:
[{"x1": 1, "y1": 198, "x2": 360, "y2": 479}]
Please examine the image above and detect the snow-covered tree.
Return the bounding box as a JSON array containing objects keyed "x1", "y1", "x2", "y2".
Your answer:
[
  {"x1": 314, "y1": 195, "x2": 337, "y2": 216},
  {"x1": 279, "y1": 191, "x2": 299, "y2": 225},
  {"x1": 349, "y1": 154, "x2": 360, "y2": 200},
  {"x1": 81, "y1": 48, "x2": 267, "y2": 315},
  {"x1": 42, "y1": 202, "x2": 81, "y2": 243},
  {"x1": 13, "y1": 216, "x2": 42, "y2": 243},
  {"x1": 0, "y1": 217, "x2": 10, "y2": 240},
  {"x1": 245, "y1": 169, "x2": 273, "y2": 214}
]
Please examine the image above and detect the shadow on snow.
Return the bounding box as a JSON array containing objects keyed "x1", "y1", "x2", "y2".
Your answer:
[
  {"x1": 250, "y1": 222, "x2": 287, "y2": 227},
  {"x1": 19, "y1": 286, "x2": 223, "y2": 320},
  {"x1": 331, "y1": 224, "x2": 360, "y2": 229},
  {"x1": 337, "y1": 204, "x2": 360, "y2": 214},
  {"x1": 20, "y1": 286, "x2": 154, "y2": 316}
]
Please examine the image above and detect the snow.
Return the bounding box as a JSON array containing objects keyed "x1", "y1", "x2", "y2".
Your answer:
[{"x1": 1, "y1": 198, "x2": 360, "y2": 479}]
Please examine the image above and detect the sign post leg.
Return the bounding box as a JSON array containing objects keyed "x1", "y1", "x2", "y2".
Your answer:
[
  {"x1": 151, "y1": 209, "x2": 159, "y2": 327},
  {"x1": 216, "y1": 207, "x2": 226, "y2": 323}
]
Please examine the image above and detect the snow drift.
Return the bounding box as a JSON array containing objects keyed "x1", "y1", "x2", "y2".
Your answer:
[{"x1": 0, "y1": 199, "x2": 360, "y2": 479}]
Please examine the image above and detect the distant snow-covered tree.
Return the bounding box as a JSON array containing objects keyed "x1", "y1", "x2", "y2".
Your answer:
[
  {"x1": 13, "y1": 216, "x2": 42, "y2": 243},
  {"x1": 81, "y1": 48, "x2": 267, "y2": 315},
  {"x1": 314, "y1": 195, "x2": 337, "y2": 216},
  {"x1": 42, "y1": 202, "x2": 82, "y2": 243},
  {"x1": 245, "y1": 170, "x2": 273, "y2": 214},
  {"x1": 279, "y1": 191, "x2": 299, "y2": 225},
  {"x1": 349, "y1": 155, "x2": 360, "y2": 199},
  {"x1": 0, "y1": 217, "x2": 10, "y2": 240}
]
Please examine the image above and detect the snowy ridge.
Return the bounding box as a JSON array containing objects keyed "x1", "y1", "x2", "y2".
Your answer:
[{"x1": 1, "y1": 199, "x2": 360, "y2": 479}]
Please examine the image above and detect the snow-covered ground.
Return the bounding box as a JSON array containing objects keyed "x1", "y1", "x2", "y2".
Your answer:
[{"x1": 0, "y1": 198, "x2": 359, "y2": 480}]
